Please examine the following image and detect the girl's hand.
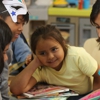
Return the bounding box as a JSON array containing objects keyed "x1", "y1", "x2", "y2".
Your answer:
[
  {"x1": 25, "y1": 54, "x2": 42, "y2": 68},
  {"x1": 32, "y1": 55, "x2": 42, "y2": 68},
  {"x1": 25, "y1": 54, "x2": 32, "y2": 65}
]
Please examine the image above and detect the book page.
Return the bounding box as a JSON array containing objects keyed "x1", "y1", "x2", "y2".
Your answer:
[{"x1": 23, "y1": 83, "x2": 69, "y2": 98}]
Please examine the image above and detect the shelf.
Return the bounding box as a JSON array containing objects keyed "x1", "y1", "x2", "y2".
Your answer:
[{"x1": 48, "y1": 6, "x2": 92, "y2": 17}]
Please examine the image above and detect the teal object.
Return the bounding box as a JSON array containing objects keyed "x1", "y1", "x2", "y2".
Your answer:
[
  {"x1": 83, "y1": 0, "x2": 90, "y2": 9},
  {"x1": 18, "y1": 0, "x2": 22, "y2": 2},
  {"x1": 29, "y1": 16, "x2": 38, "y2": 20},
  {"x1": 98, "y1": 70, "x2": 100, "y2": 76},
  {"x1": 66, "y1": 0, "x2": 78, "y2": 5}
]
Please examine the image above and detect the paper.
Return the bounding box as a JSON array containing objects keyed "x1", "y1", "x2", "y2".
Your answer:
[
  {"x1": 80, "y1": 89, "x2": 100, "y2": 100},
  {"x1": 2, "y1": 0, "x2": 27, "y2": 22},
  {"x1": 9, "y1": 61, "x2": 25, "y2": 73}
]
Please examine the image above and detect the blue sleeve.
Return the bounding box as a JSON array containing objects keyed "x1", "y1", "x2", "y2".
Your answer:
[
  {"x1": 12, "y1": 35, "x2": 32, "y2": 64},
  {"x1": 1, "y1": 61, "x2": 10, "y2": 100},
  {"x1": 1, "y1": 48, "x2": 13, "y2": 100}
]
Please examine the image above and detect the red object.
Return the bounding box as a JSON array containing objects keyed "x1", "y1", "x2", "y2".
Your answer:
[{"x1": 78, "y1": 0, "x2": 83, "y2": 9}]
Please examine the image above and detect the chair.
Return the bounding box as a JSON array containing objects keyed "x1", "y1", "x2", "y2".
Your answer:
[
  {"x1": 60, "y1": 31, "x2": 69, "y2": 44},
  {"x1": 83, "y1": 38, "x2": 100, "y2": 65}
]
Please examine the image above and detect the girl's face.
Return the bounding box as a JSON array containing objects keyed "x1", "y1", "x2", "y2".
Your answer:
[
  {"x1": 95, "y1": 13, "x2": 100, "y2": 37},
  {"x1": 3, "y1": 44, "x2": 10, "y2": 61},
  {"x1": 5, "y1": 15, "x2": 25, "y2": 42},
  {"x1": 35, "y1": 38, "x2": 65, "y2": 71}
]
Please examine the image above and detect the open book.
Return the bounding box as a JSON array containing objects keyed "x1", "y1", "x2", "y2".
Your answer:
[
  {"x1": 90, "y1": 96, "x2": 100, "y2": 100},
  {"x1": 23, "y1": 83, "x2": 78, "y2": 98},
  {"x1": 80, "y1": 89, "x2": 100, "y2": 100}
]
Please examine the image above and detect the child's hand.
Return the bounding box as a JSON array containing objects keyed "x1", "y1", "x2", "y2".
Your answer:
[
  {"x1": 33, "y1": 55, "x2": 42, "y2": 67},
  {"x1": 25, "y1": 54, "x2": 32, "y2": 65},
  {"x1": 26, "y1": 54, "x2": 42, "y2": 68}
]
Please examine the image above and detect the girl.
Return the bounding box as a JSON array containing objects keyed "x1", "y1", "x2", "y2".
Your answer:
[
  {"x1": 0, "y1": 19, "x2": 12, "y2": 100},
  {"x1": 10, "y1": 25, "x2": 100, "y2": 100}
]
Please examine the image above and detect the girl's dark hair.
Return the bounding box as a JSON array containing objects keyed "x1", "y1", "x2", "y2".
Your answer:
[
  {"x1": 0, "y1": 19, "x2": 12, "y2": 74},
  {"x1": 90, "y1": 0, "x2": 100, "y2": 43},
  {"x1": 90, "y1": 0, "x2": 100, "y2": 25},
  {"x1": 0, "y1": 0, "x2": 29, "y2": 23},
  {"x1": 30, "y1": 25, "x2": 68, "y2": 58}
]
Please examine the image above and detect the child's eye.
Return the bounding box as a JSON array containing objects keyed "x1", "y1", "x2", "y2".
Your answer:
[
  {"x1": 96, "y1": 26, "x2": 100, "y2": 29},
  {"x1": 16, "y1": 22, "x2": 20, "y2": 24},
  {"x1": 23, "y1": 23, "x2": 25, "y2": 26},
  {"x1": 16, "y1": 22, "x2": 25, "y2": 26},
  {"x1": 40, "y1": 52, "x2": 46, "y2": 56},
  {"x1": 52, "y1": 47, "x2": 58, "y2": 52}
]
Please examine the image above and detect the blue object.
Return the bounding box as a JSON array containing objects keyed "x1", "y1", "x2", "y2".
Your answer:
[
  {"x1": 83, "y1": 0, "x2": 90, "y2": 9},
  {"x1": 67, "y1": 0, "x2": 78, "y2": 6},
  {"x1": 12, "y1": 34, "x2": 32, "y2": 67},
  {"x1": 98, "y1": 70, "x2": 100, "y2": 76}
]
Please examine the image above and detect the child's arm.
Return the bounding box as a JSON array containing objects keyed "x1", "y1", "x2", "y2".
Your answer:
[
  {"x1": 93, "y1": 65, "x2": 100, "y2": 90},
  {"x1": 10, "y1": 56, "x2": 41, "y2": 96}
]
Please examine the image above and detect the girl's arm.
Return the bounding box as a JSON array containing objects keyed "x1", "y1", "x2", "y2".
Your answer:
[
  {"x1": 93, "y1": 65, "x2": 100, "y2": 90},
  {"x1": 10, "y1": 56, "x2": 41, "y2": 96}
]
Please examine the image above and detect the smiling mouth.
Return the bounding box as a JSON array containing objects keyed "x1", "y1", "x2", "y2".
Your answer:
[
  {"x1": 15, "y1": 34, "x2": 19, "y2": 37},
  {"x1": 48, "y1": 59, "x2": 57, "y2": 63}
]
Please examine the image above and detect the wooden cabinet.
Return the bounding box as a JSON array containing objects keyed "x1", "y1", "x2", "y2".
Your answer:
[{"x1": 23, "y1": 7, "x2": 97, "y2": 46}]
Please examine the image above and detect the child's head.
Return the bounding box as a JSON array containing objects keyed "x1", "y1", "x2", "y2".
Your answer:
[
  {"x1": 90, "y1": 0, "x2": 100, "y2": 42},
  {"x1": 0, "y1": 19, "x2": 12, "y2": 74},
  {"x1": 30, "y1": 25, "x2": 67, "y2": 70},
  {"x1": 0, "y1": 0, "x2": 29, "y2": 41},
  {"x1": 90, "y1": 0, "x2": 100, "y2": 26}
]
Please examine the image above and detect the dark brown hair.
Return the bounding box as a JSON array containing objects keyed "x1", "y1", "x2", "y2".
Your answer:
[
  {"x1": 90, "y1": 0, "x2": 100, "y2": 42},
  {"x1": 0, "y1": 19, "x2": 12, "y2": 74},
  {"x1": 90, "y1": 0, "x2": 100, "y2": 26}
]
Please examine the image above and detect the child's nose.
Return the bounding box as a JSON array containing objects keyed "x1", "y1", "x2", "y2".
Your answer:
[
  {"x1": 18, "y1": 24, "x2": 23, "y2": 31},
  {"x1": 48, "y1": 53, "x2": 54, "y2": 59}
]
